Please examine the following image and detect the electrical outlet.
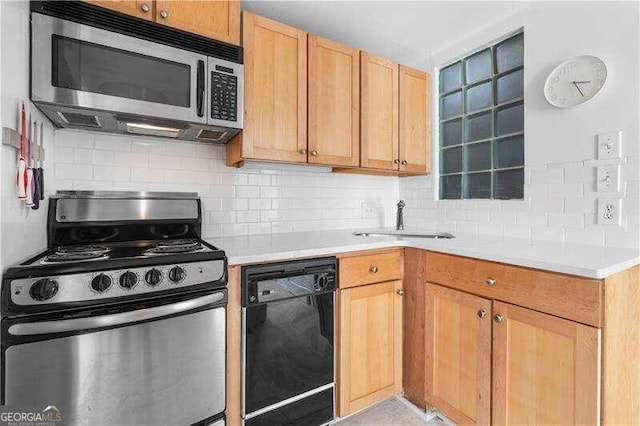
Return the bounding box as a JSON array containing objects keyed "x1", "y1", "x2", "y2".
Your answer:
[
  {"x1": 361, "y1": 201, "x2": 375, "y2": 218},
  {"x1": 596, "y1": 165, "x2": 620, "y2": 192},
  {"x1": 598, "y1": 198, "x2": 621, "y2": 226},
  {"x1": 597, "y1": 131, "x2": 622, "y2": 159}
]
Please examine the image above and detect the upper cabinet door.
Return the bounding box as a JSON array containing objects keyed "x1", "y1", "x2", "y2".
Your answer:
[
  {"x1": 360, "y1": 52, "x2": 399, "y2": 171},
  {"x1": 155, "y1": 0, "x2": 240, "y2": 44},
  {"x1": 399, "y1": 65, "x2": 431, "y2": 175},
  {"x1": 85, "y1": 1, "x2": 154, "y2": 20},
  {"x1": 308, "y1": 35, "x2": 360, "y2": 167},
  {"x1": 492, "y1": 301, "x2": 601, "y2": 425},
  {"x1": 242, "y1": 12, "x2": 308, "y2": 163},
  {"x1": 424, "y1": 283, "x2": 492, "y2": 425}
]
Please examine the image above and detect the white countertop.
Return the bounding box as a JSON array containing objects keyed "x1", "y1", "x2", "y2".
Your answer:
[{"x1": 206, "y1": 229, "x2": 640, "y2": 279}]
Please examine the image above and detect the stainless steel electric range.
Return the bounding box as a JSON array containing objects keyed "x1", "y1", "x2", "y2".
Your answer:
[{"x1": 1, "y1": 191, "x2": 227, "y2": 426}]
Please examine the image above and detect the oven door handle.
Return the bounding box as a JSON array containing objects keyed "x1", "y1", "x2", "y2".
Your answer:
[{"x1": 8, "y1": 292, "x2": 225, "y2": 336}]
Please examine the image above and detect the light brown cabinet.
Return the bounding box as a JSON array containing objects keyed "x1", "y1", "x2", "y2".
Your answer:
[
  {"x1": 492, "y1": 301, "x2": 600, "y2": 425},
  {"x1": 337, "y1": 250, "x2": 404, "y2": 417},
  {"x1": 338, "y1": 280, "x2": 403, "y2": 417},
  {"x1": 228, "y1": 15, "x2": 360, "y2": 168},
  {"x1": 308, "y1": 35, "x2": 360, "y2": 167},
  {"x1": 85, "y1": 0, "x2": 240, "y2": 43},
  {"x1": 359, "y1": 55, "x2": 432, "y2": 175},
  {"x1": 424, "y1": 283, "x2": 491, "y2": 425},
  {"x1": 360, "y1": 52, "x2": 399, "y2": 171},
  {"x1": 227, "y1": 12, "x2": 307, "y2": 165},
  {"x1": 399, "y1": 65, "x2": 431, "y2": 174},
  {"x1": 424, "y1": 283, "x2": 600, "y2": 425}
]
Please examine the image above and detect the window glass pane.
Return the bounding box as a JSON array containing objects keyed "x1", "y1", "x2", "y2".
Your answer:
[
  {"x1": 495, "y1": 33, "x2": 524, "y2": 73},
  {"x1": 495, "y1": 102, "x2": 524, "y2": 136},
  {"x1": 441, "y1": 147, "x2": 463, "y2": 174},
  {"x1": 441, "y1": 119, "x2": 462, "y2": 147},
  {"x1": 440, "y1": 62, "x2": 463, "y2": 93},
  {"x1": 440, "y1": 175, "x2": 462, "y2": 199},
  {"x1": 465, "y1": 142, "x2": 491, "y2": 172},
  {"x1": 494, "y1": 168, "x2": 524, "y2": 199},
  {"x1": 440, "y1": 90, "x2": 462, "y2": 120},
  {"x1": 494, "y1": 135, "x2": 524, "y2": 169},
  {"x1": 465, "y1": 111, "x2": 492, "y2": 143},
  {"x1": 52, "y1": 35, "x2": 191, "y2": 107},
  {"x1": 465, "y1": 49, "x2": 492, "y2": 84},
  {"x1": 496, "y1": 68, "x2": 523, "y2": 104},
  {"x1": 465, "y1": 80, "x2": 492, "y2": 113},
  {"x1": 465, "y1": 172, "x2": 492, "y2": 199}
]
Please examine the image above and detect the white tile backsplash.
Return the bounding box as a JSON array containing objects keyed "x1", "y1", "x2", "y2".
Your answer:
[{"x1": 51, "y1": 130, "x2": 400, "y2": 239}]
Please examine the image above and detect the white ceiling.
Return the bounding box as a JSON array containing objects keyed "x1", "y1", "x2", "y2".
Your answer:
[{"x1": 241, "y1": 1, "x2": 528, "y2": 70}]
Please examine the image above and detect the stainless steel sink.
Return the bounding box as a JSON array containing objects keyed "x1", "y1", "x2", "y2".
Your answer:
[{"x1": 353, "y1": 231, "x2": 455, "y2": 239}]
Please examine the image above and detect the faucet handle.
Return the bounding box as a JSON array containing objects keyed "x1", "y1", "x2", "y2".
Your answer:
[{"x1": 397, "y1": 200, "x2": 405, "y2": 209}]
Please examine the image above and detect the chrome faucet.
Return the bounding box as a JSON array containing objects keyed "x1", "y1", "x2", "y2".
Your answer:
[{"x1": 396, "y1": 200, "x2": 405, "y2": 231}]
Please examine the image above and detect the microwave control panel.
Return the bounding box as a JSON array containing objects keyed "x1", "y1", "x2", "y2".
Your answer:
[{"x1": 211, "y1": 65, "x2": 238, "y2": 123}]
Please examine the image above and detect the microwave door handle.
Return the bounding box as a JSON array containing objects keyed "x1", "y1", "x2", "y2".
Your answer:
[
  {"x1": 197, "y1": 59, "x2": 205, "y2": 117},
  {"x1": 8, "y1": 292, "x2": 225, "y2": 336}
]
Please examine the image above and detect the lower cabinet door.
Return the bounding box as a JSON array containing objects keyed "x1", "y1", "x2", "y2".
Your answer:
[
  {"x1": 492, "y1": 301, "x2": 601, "y2": 425},
  {"x1": 424, "y1": 283, "x2": 492, "y2": 425},
  {"x1": 338, "y1": 280, "x2": 403, "y2": 417}
]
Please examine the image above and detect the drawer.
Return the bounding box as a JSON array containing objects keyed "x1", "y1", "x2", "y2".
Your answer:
[
  {"x1": 425, "y1": 251, "x2": 603, "y2": 327},
  {"x1": 339, "y1": 250, "x2": 403, "y2": 288}
]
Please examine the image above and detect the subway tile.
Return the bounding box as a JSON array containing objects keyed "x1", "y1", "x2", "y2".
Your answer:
[
  {"x1": 236, "y1": 186, "x2": 260, "y2": 198},
  {"x1": 56, "y1": 131, "x2": 94, "y2": 148},
  {"x1": 548, "y1": 212, "x2": 585, "y2": 228},
  {"x1": 530, "y1": 168, "x2": 563, "y2": 184},
  {"x1": 503, "y1": 224, "x2": 531, "y2": 239},
  {"x1": 531, "y1": 226, "x2": 565, "y2": 242},
  {"x1": 547, "y1": 183, "x2": 583, "y2": 198},
  {"x1": 516, "y1": 211, "x2": 547, "y2": 226},
  {"x1": 94, "y1": 135, "x2": 131, "y2": 151},
  {"x1": 565, "y1": 228, "x2": 605, "y2": 246},
  {"x1": 114, "y1": 151, "x2": 149, "y2": 167},
  {"x1": 237, "y1": 210, "x2": 260, "y2": 223},
  {"x1": 148, "y1": 154, "x2": 183, "y2": 170},
  {"x1": 93, "y1": 165, "x2": 130, "y2": 182},
  {"x1": 55, "y1": 164, "x2": 92, "y2": 180}
]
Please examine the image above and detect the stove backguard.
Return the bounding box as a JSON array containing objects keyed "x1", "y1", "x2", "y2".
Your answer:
[{"x1": 48, "y1": 191, "x2": 202, "y2": 248}]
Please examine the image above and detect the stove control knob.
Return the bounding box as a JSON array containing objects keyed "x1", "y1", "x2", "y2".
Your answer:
[
  {"x1": 145, "y1": 269, "x2": 163, "y2": 286},
  {"x1": 119, "y1": 271, "x2": 138, "y2": 289},
  {"x1": 30, "y1": 278, "x2": 59, "y2": 301},
  {"x1": 168, "y1": 266, "x2": 186, "y2": 283},
  {"x1": 91, "y1": 273, "x2": 112, "y2": 293}
]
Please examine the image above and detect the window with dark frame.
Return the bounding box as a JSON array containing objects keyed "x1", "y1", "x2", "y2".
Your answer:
[{"x1": 439, "y1": 32, "x2": 524, "y2": 200}]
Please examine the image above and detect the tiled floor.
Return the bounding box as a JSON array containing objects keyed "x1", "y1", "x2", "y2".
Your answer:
[{"x1": 335, "y1": 395, "x2": 452, "y2": 425}]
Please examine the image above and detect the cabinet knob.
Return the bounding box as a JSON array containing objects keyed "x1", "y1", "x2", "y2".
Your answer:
[
  {"x1": 369, "y1": 266, "x2": 378, "y2": 273},
  {"x1": 140, "y1": 3, "x2": 150, "y2": 12},
  {"x1": 159, "y1": 9, "x2": 169, "y2": 19},
  {"x1": 494, "y1": 314, "x2": 504, "y2": 324},
  {"x1": 486, "y1": 278, "x2": 496, "y2": 286},
  {"x1": 396, "y1": 289, "x2": 405, "y2": 296},
  {"x1": 299, "y1": 148, "x2": 307, "y2": 155},
  {"x1": 477, "y1": 309, "x2": 487, "y2": 318},
  {"x1": 311, "y1": 150, "x2": 318, "y2": 156},
  {"x1": 394, "y1": 159, "x2": 400, "y2": 164},
  {"x1": 401, "y1": 160, "x2": 408, "y2": 165}
]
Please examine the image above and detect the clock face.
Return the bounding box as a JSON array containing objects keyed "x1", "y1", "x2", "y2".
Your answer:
[{"x1": 544, "y1": 55, "x2": 607, "y2": 108}]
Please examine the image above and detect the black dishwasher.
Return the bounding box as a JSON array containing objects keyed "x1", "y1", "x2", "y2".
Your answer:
[{"x1": 242, "y1": 257, "x2": 336, "y2": 425}]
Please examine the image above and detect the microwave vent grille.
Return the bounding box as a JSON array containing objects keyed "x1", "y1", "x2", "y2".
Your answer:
[
  {"x1": 196, "y1": 129, "x2": 228, "y2": 143},
  {"x1": 57, "y1": 111, "x2": 102, "y2": 128},
  {"x1": 32, "y1": 1, "x2": 243, "y2": 63}
]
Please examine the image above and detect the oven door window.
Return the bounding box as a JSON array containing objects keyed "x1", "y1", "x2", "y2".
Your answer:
[
  {"x1": 52, "y1": 35, "x2": 191, "y2": 107},
  {"x1": 245, "y1": 292, "x2": 334, "y2": 414}
]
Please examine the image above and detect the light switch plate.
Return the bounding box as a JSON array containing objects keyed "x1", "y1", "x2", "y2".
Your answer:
[
  {"x1": 361, "y1": 201, "x2": 375, "y2": 218},
  {"x1": 596, "y1": 165, "x2": 620, "y2": 192},
  {"x1": 598, "y1": 198, "x2": 621, "y2": 226},
  {"x1": 597, "y1": 131, "x2": 622, "y2": 159}
]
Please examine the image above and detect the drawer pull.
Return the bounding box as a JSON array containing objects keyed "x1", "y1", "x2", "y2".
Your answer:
[
  {"x1": 494, "y1": 314, "x2": 504, "y2": 324},
  {"x1": 140, "y1": 3, "x2": 150, "y2": 12},
  {"x1": 299, "y1": 148, "x2": 307, "y2": 155},
  {"x1": 311, "y1": 150, "x2": 318, "y2": 156},
  {"x1": 396, "y1": 289, "x2": 405, "y2": 296},
  {"x1": 477, "y1": 309, "x2": 487, "y2": 318},
  {"x1": 486, "y1": 278, "x2": 496, "y2": 286},
  {"x1": 369, "y1": 266, "x2": 378, "y2": 273},
  {"x1": 159, "y1": 9, "x2": 169, "y2": 19}
]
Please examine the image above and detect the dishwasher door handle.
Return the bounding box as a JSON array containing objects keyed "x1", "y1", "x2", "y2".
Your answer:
[{"x1": 8, "y1": 292, "x2": 225, "y2": 336}]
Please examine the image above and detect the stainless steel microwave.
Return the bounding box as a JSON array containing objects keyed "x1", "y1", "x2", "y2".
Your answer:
[{"x1": 31, "y1": 12, "x2": 243, "y2": 143}]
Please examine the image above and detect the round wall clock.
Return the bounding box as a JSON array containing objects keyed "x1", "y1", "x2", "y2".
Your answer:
[{"x1": 544, "y1": 55, "x2": 607, "y2": 108}]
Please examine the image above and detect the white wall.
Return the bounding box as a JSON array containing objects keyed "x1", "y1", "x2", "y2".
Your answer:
[
  {"x1": 1, "y1": 1, "x2": 55, "y2": 269},
  {"x1": 401, "y1": 1, "x2": 640, "y2": 250}
]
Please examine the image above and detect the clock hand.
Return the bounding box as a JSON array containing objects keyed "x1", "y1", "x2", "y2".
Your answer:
[
  {"x1": 572, "y1": 81, "x2": 585, "y2": 97},
  {"x1": 573, "y1": 81, "x2": 591, "y2": 84}
]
